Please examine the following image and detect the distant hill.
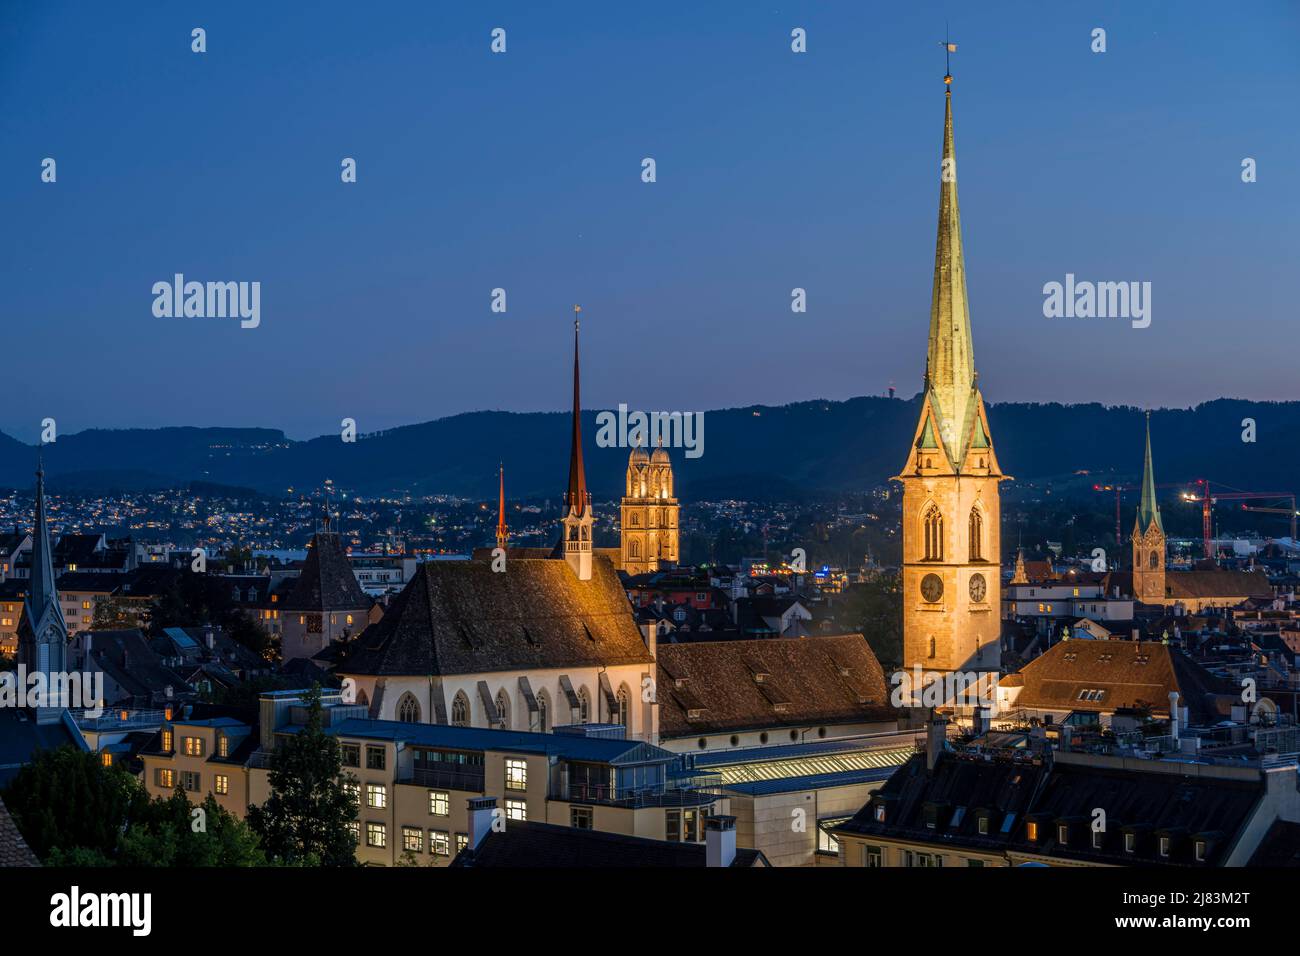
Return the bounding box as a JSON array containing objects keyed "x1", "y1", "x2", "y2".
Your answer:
[{"x1": 0, "y1": 398, "x2": 1292, "y2": 503}]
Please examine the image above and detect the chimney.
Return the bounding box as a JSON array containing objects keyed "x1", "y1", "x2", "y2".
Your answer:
[
  {"x1": 1168, "y1": 691, "x2": 1181, "y2": 742},
  {"x1": 926, "y1": 715, "x2": 949, "y2": 771},
  {"x1": 705, "y1": 815, "x2": 737, "y2": 867},
  {"x1": 467, "y1": 797, "x2": 498, "y2": 851}
]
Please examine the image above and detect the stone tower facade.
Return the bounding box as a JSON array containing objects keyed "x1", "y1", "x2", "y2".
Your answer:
[
  {"x1": 620, "y1": 440, "x2": 679, "y2": 575},
  {"x1": 1131, "y1": 415, "x2": 1166, "y2": 604},
  {"x1": 896, "y1": 76, "x2": 1006, "y2": 680}
]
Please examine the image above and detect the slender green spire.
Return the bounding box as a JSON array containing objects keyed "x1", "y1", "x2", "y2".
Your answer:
[
  {"x1": 1137, "y1": 412, "x2": 1162, "y2": 533},
  {"x1": 925, "y1": 81, "x2": 976, "y2": 465}
]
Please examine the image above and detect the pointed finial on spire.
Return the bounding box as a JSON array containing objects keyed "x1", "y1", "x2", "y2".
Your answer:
[
  {"x1": 565, "y1": 307, "x2": 589, "y2": 517},
  {"x1": 496, "y1": 462, "x2": 509, "y2": 551}
]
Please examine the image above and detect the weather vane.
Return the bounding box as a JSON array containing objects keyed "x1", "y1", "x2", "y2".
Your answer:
[{"x1": 941, "y1": 25, "x2": 956, "y2": 84}]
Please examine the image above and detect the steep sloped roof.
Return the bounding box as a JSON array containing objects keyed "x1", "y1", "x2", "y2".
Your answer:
[
  {"x1": 655, "y1": 634, "x2": 893, "y2": 738},
  {"x1": 280, "y1": 532, "x2": 369, "y2": 612},
  {"x1": 336, "y1": 555, "x2": 651, "y2": 677}
]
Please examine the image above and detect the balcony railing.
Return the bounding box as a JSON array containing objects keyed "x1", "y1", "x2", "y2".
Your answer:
[
  {"x1": 399, "y1": 767, "x2": 486, "y2": 793},
  {"x1": 74, "y1": 709, "x2": 168, "y2": 731},
  {"x1": 555, "y1": 782, "x2": 725, "y2": 808}
]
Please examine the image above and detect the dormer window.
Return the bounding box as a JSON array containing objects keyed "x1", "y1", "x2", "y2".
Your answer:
[
  {"x1": 978, "y1": 815, "x2": 989, "y2": 835},
  {"x1": 874, "y1": 804, "x2": 886, "y2": 823},
  {"x1": 1057, "y1": 823, "x2": 1069, "y2": 845},
  {"x1": 1194, "y1": 840, "x2": 1206, "y2": 862},
  {"x1": 1092, "y1": 829, "x2": 1103, "y2": 849},
  {"x1": 1026, "y1": 821, "x2": 1039, "y2": 842},
  {"x1": 1124, "y1": 832, "x2": 1136, "y2": 854},
  {"x1": 1159, "y1": 836, "x2": 1170, "y2": 858}
]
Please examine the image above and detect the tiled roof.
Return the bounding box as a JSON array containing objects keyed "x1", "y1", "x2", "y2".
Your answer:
[
  {"x1": 0, "y1": 798, "x2": 39, "y2": 867},
  {"x1": 336, "y1": 555, "x2": 652, "y2": 677},
  {"x1": 280, "y1": 532, "x2": 369, "y2": 612},
  {"x1": 837, "y1": 750, "x2": 1261, "y2": 866},
  {"x1": 1007, "y1": 639, "x2": 1233, "y2": 724},
  {"x1": 656, "y1": 634, "x2": 893, "y2": 738}
]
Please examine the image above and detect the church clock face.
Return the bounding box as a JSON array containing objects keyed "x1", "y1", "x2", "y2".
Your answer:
[
  {"x1": 969, "y1": 573, "x2": 987, "y2": 603},
  {"x1": 920, "y1": 573, "x2": 944, "y2": 603}
]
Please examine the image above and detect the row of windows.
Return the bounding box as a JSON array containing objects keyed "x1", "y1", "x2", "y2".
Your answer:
[
  {"x1": 920, "y1": 504, "x2": 986, "y2": 562},
  {"x1": 155, "y1": 768, "x2": 229, "y2": 795},
  {"x1": 159, "y1": 730, "x2": 230, "y2": 758},
  {"x1": 436, "y1": 685, "x2": 631, "y2": 730},
  {"x1": 341, "y1": 743, "x2": 386, "y2": 770}
]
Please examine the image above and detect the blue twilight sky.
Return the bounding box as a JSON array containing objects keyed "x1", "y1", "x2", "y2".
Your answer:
[{"x1": 1, "y1": 1, "x2": 1297, "y2": 441}]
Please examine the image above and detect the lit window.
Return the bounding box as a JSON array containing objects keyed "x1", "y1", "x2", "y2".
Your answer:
[
  {"x1": 571, "y1": 806, "x2": 593, "y2": 829},
  {"x1": 157, "y1": 768, "x2": 173, "y2": 788},
  {"x1": 217, "y1": 735, "x2": 229, "y2": 758},
  {"x1": 1026, "y1": 821, "x2": 1039, "y2": 842},
  {"x1": 161, "y1": 730, "x2": 174, "y2": 752},
  {"x1": 366, "y1": 823, "x2": 386, "y2": 848},
  {"x1": 367, "y1": 784, "x2": 387, "y2": 808},
  {"x1": 505, "y1": 758, "x2": 527, "y2": 792},
  {"x1": 430, "y1": 830, "x2": 451, "y2": 857},
  {"x1": 875, "y1": 804, "x2": 886, "y2": 823},
  {"x1": 346, "y1": 821, "x2": 359, "y2": 843},
  {"x1": 343, "y1": 781, "x2": 360, "y2": 803},
  {"x1": 429, "y1": 790, "x2": 450, "y2": 816},
  {"x1": 183, "y1": 736, "x2": 204, "y2": 757},
  {"x1": 346, "y1": 614, "x2": 354, "y2": 625},
  {"x1": 215, "y1": 774, "x2": 229, "y2": 795},
  {"x1": 455, "y1": 833, "x2": 468, "y2": 854},
  {"x1": 505, "y1": 799, "x2": 526, "y2": 822},
  {"x1": 402, "y1": 827, "x2": 423, "y2": 852},
  {"x1": 101, "y1": 753, "x2": 113, "y2": 767}
]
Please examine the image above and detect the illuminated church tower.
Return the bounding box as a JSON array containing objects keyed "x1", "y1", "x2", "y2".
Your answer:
[
  {"x1": 621, "y1": 439, "x2": 679, "y2": 575},
  {"x1": 17, "y1": 460, "x2": 69, "y2": 723},
  {"x1": 1131, "y1": 414, "x2": 1166, "y2": 603},
  {"x1": 561, "y1": 311, "x2": 593, "y2": 581},
  {"x1": 896, "y1": 72, "x2": 1006, "y2": 678}
]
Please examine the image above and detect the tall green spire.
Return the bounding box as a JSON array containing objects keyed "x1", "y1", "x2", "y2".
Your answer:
[
  {"x1": 1137, "y1": 412, "x2": 1162, "y2": 534},
  {"x1": 925, "y1": 80, "x2": 976, "y2": 464}
]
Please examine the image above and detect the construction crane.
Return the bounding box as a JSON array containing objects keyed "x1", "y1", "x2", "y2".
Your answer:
[
  {"x1": 1238, "y1": 504, "x2": 1299, "y2": 542},
  {"x1": 1181, "y1": 480, "x2": 1296, "y2": 560},
  {"x1": 1093, "y1": 481, "x2": 1182, "y2": 549}
]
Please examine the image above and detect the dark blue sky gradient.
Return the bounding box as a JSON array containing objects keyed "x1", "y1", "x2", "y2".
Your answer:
[{"x1": 2, "y1": 1, "x2": 1297, "y2": 440}]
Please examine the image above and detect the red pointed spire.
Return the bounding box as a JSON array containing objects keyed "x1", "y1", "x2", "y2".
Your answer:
[
  {"x1": 564, "y1": 308, "x2": 589, "y2": 518},
  {"x1": 496, "y1": 463, "x2": 509, "y2": 550}
]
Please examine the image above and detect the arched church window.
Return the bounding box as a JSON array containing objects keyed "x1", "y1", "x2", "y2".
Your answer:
[
  {"x1": 578, "y1": 688, "x2": 590, "y2": 724},
  {"x1": 1149, "y1": 550, "x2": 1159, "y2": 569},
  {"x1": 451, "y1": 691, "x2": 470, "y2": 727},
  {"x1": 581, "y1": 526, "x2": 589, "y2": 541},
  {"x1": 495, "y1": 689, "x2": 511, "y2": 729},
  {"x1": 923, "y1": 505, "x2": 943, "y2": 561},
  {"x1": 968, "y1": 508, "x2": 983, "y2": 562},
  {"x1": 928, "y1": 636, "x2": 937, "y2": 659},
  {"x1": 616, "y1": 685, "x2": 630, "y2": 727},
  {"x1": 396, "y1": 692, "x2": 420, "y2": 724},
  {"x1": 536, "y1": 690, "x2": 549, "y2": 733},
  {"x1": 568, "y1": 526, "x2": 578, "y2": 541},
  {"x1": 630, "y1": 540, "x2": 641, "y2": 558}
]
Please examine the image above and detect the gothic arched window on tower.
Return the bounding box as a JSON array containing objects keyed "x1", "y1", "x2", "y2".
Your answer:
[
  {"x1": 928, "y1": 636, "x2": 937, "y2": 659},
  {"x1": 1150, "y1": 550, "x2": 1159, "y2": 569},
  {"x1": 968, "y1": 507, "x2": 983, "y2": 562},
  {"x1": 923, "y1": 504, "x2": 944, "y2": 561},
  {"x1": 495, "y1": 689, "x2": 511, "y2": 729},
  {"x1": 629, "y1": 540, "x2": 640, "y2": 559},
  {"x1": 581, "y1": 526, "x2": 589, "y2": 541}
]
